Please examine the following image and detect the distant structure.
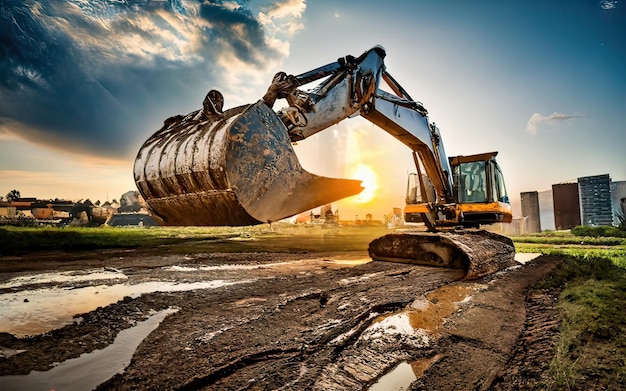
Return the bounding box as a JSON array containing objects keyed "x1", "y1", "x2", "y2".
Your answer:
[
  {"x1": 538, "y1": 190, "x2": 555, "y2": 231},
  {"x1": 521, "y1": 173, "x2": 622, "y2": 231},
  {"x1": 117, "y1": 190, "x2": 143, "y2": 213},
  {"x1": 0, "y1": 191, "x2": 155, "y2": 227},
  {"x1": 552, "y1": 182, "x2": 581, "y2": 230},
  {"x1": 578, "y1": 174, "x2": 613, "y2": 226},
  {"x1": 610, "y1": 181, "x2": 626, "y2": 225},
  {"x1": 520, "y1": 191, "x2": 541, "y2": 233}
]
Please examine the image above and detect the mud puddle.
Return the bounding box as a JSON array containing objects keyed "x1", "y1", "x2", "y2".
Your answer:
[
  {"x1": 0, "y1": 256, "x2": 370, "y2": 337},
  {"x1": 0, "y1": 278, "x2": 254, "y2": 337},
  {"x1": 0, "y1": 268, "x2": 128, "y2": 289},
  {"x1": 369, "y1": 361, "x2": 417, "y2": 390},
  {"x1": 514, "y1": 253, "x2": 541, "y2": 264},
  {"x1": 164, "y1": 256, "x2": 371, "y2": 273},
  {"x1": 369, "y1": 354, "x2": 442, "y2": 391},
  {"x1": 0, "y1": 308, "x2": 178, "y2": 391},
  {"x1": 372, "y1": 284, "x2": 476, "y2": 335},
  {"x1": 364, "y1": 283, "x2": 477, "y2": 389}
]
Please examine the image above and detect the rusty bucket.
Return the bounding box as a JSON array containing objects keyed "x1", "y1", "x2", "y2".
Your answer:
[{"x1": 134, "y1": 100, "x2": 363, "y2": 226}]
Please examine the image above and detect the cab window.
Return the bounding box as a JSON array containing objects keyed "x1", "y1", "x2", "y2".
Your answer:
[
  {"x1": 457, "y1": 161, "x2": 488, "y2": 203},
  {"x1": 494, "y1": 164, "x2": 509, "y2": 203}
]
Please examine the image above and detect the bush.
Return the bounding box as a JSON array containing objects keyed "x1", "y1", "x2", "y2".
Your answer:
[
  {"x1": 571, "y1": 225, "x2": 626, "y2": 238},
  {"x1": 617, "y1": 212, "x2": 626, "y2": 231}
]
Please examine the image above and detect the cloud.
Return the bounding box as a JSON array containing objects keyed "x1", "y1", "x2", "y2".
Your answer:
[
  {"x1": 599, "y1": 1, "x2": 618, "y2": 10},
  {"x1": 0, "y1": 0, "x2": 305, "y2": 159},
  {"x1": 526, "y1": 112, "x2": 585, "y2": 134}
]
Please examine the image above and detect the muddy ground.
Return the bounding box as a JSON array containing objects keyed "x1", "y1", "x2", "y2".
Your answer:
[{"x1": 0, "y1": 245, "x2": 565, "y2": 390}]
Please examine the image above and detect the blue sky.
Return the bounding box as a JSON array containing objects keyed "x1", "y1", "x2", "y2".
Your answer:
[{"x1": 1, "y1": 0, "x2": 624, "y2": 220}]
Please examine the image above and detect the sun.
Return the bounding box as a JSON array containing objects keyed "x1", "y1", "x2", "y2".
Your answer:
[{"x1": 350, "y1": 164, "x2": 378, "y2": 204}]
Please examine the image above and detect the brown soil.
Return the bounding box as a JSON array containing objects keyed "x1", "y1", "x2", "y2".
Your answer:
[{"x1": 0, "y1": 249, "x2": 566, "y2": 390}]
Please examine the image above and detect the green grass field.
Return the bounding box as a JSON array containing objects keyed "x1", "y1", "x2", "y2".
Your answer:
[
  {"x1": 512, "y1": 232, "x2": 626, "y2": 269},
  {"x1": 513, "y1": 230, "x2": 626, "y2": 390},
  {"x1": 0, "y1": 224, "x2": 392, "y2": 255}
]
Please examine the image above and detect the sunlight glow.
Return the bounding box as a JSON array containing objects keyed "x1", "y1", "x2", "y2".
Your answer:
[{"x1": 349, "y1": 164, "x2": 378, "y2": 204}]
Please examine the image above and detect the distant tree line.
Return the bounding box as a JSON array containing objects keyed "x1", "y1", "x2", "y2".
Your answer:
[{"x1": 5, "y1": 189, "x2": 21, "y2": 202}]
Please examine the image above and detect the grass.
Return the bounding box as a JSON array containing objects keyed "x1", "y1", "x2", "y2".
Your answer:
[
  {"x1": 520, "y1": 230, "x2": 626, "y2": 390},
  {"x1": 512, "y1": 236, "x2": 626, "y2": 246},
  {"x1": 0, "y1": 225, "x2": 242, "y2": 254},
  {"x1": 511, "y1": 229, "x2": 626, "y2": 269},
  {"x1": 536, "y1": 256, "x2": 626, "y2": 390},
  {"x1": 0, "y1": 224, "x2": 392, "y2": 255}
]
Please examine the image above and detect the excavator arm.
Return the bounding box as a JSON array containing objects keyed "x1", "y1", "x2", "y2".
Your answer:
[
  {"x1": 134, "y1": 45, "x2": 515, "y2": 279},
  {"x1": 262, "y1": 46, "x2": 497, "y2": 230}
]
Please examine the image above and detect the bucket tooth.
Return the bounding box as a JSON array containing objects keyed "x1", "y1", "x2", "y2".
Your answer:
[{"x1": 134, "y1": 100, "x2": 363, "y2": 226}]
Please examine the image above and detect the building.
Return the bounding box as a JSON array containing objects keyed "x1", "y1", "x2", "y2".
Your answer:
[
  {"x1": 552, "y1": 183, "x2": 581, "y2": 230},
  {"x1": 538, "y1": 190, "x2": 555, "y2": 231},
  {"x1": 578, "y1": 174, "x2": 613, "y2": 226},
  {"x1": 610, "y1": 181, "x2": 626, "y2": 225},
  {"x1": 520, "y1": 191, "x2": 541, "y2": 233}
]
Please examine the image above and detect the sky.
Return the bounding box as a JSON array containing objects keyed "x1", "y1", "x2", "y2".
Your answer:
[{"x1": 1, "y1": 0, "x2": 624, "y2": 221}]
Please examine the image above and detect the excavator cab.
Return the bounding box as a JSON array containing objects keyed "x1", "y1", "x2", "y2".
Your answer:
[
  {"x1": 450, "y1": 152, "x2": 512, "y2": 226},
  {"x1": 405, "y1": 152, "x2": 512, "y2": 228}
]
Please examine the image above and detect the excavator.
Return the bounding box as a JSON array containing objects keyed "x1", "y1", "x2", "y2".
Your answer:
[{"x1": 134, "y1": 46, "x2": 515, "y2": 279}]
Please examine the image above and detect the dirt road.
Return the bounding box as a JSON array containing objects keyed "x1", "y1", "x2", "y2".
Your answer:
[{"x1": 0, "y1": 247, "x2": 560, "y2": 390}]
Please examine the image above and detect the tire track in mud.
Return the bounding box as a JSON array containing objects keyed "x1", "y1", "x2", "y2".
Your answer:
[
  {"x1": 97, "y1": 261, "x2": 463, "y2": 390},
  {"x1": 1, "y1": 252, "x2": 564, "y2": 391},
  {"x1": 492, "y1": 289, "x2": 561, "y2": 390},
  {"x1": 413, "y1": 256, "x2": 561, "y2": 391}
]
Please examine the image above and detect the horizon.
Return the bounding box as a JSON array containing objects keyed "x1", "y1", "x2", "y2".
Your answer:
[{"x1": 1, "y1": 1, "x2": 624, "y2": 222}]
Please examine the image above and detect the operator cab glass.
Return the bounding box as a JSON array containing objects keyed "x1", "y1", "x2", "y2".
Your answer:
[
  {"x1": 453, "y1": 160, "x2": 510, "y2": 204},
  {"x1": 492, "y1": 162, "x2": 510, "y2": 204},
  {"x1": 457, "y1": 161, "x2": 488, "y2": 203},
  {"x1": 406, "y1": 173, "x2": 436, "y2": 204},
  {"x1": 406, "y1": 173, "x2": 420, "y2": 204}
]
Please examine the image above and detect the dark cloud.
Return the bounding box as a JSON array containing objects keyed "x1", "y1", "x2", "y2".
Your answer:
[
  {"x1": 0, "y1": 0, "x2": 287, "y2": 158},
  {"x1": 199, "y1": 2, "x2": 268, "y2": 64}
]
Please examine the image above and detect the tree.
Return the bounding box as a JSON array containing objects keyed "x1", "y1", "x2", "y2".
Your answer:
[
  {"x1": 619, "y1": 197, "x2": 626, "y2": 231},
  {"x1": 6, "y1": 189, "x2": 21, "y2": 202},
  {"x1": 617, "y1": 212, "x2": 626, "y2": 232}
]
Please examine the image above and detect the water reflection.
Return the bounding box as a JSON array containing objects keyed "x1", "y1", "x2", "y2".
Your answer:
[
  {"x1": 0, "y1": 279, "x2": 254, "y2": 337},
  {"x1": 0, "y1": 308, "x2": 178, "y2": 391},
  {"x1": 368, "y1": 361, "x2": 416, "y2": 391},
  {"x1": 0, "y1": 268, "x2": 127, "y2": 289}
]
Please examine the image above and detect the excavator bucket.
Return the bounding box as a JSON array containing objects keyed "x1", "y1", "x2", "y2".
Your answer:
[
  {"x1": 134, "y1": 100, "x2": 363, "y2": 226},
  {"x1": 368, "y1": 230, "x2": 516, "y2": 280}
]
